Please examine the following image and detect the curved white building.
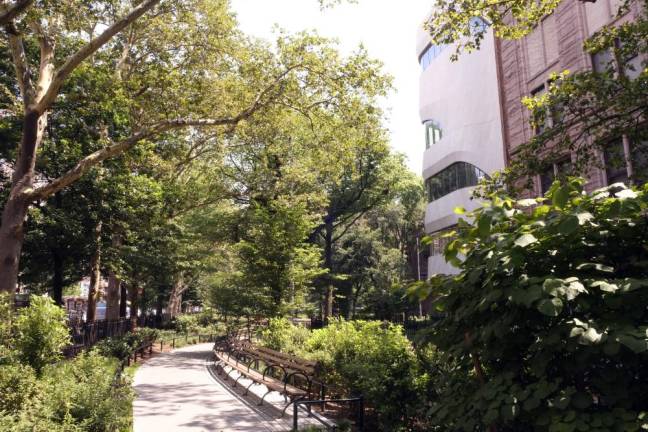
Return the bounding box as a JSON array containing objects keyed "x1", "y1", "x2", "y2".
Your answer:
[{"x1": 417, "y1": 20, "x2": 505, "y2": 275}]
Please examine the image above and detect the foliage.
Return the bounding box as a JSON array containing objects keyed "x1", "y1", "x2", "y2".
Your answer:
[
  {"x1": 304, "y1": 319, "x2": 426, "y2": 431},
  {"x1": 259, "y1": 317, "x2": 311, "y2": 355},
  {"x1": 173, "y1": 312, "x2": 221, "y2": 334},
  {"x1": 0, "y1": 363, "x2": 39, "y2": 414},
  {"x1": 13, "y1": 296, "x2": 70, "y2": 374},
  {"x1": 94, "y1": 328, "x2": 159, "y2": 361},
  {"x1": 412, "y1": 179, "x2": 648, "y2": 431},
  {"x1": 36, "y1": 351, "x2": 133, "y2": 432},
  {"x1": 0, "y1": 292, "x2": 15, "y2": 362}
]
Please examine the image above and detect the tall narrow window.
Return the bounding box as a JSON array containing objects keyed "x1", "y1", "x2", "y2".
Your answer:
[
  {"x1": 539, "y1": 164, "x2": 555, "y2": 195},
  {"x1": 630, "y1": 139, "x2": 648, "y2": 185},
  {"x1": 604, "y1": 139, "x2": 629, "y2": 185},
  {"x1": 531, "y1": 85, "x2": 547, "y2": 135},
  {"x1": 424, "y1": 120, "x2": 443, "y2": 149}
]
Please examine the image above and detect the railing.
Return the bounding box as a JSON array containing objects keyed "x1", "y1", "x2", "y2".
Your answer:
[
  {"x1": 157, "y1": 333, "x2": 219, "y2": 351},
  {"x1": 293, "y1": 398, "x2": 364, "y2": 432},
  {"x1": 64, "y1": 318, "x2": 131, "y2": 357}
]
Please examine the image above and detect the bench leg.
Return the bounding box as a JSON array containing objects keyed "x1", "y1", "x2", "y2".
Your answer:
[
  {"x1": 243, "y1": 381, "x2": 258, "y2": 396},
  {"x1": 259, "y1": 389, "x2": 273, "y2": 406},
  {"x1": 282, "y1": 395, "x2": 306, "y2": 417}
]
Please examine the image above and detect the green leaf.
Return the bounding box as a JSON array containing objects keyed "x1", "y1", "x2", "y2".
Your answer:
[
  {"x1": 557, "y1": 215, "x2": 579, "y2": 235},
  {"x1": 478, "y1": 214, "x2": 492, "y2": 239},
  {"x1": 616, "y1": 334, "x2": 648, "y2": 353},
  {"x1": 537, "y1": 298, "x2": 563, "y2": 316},
  {"x1": 576, "y1": 263, "x2": 614, "y2": 273},
  {"x1": 591, "y1": 280, "x2": 618, "y2": 293},
  {"x1": 515, "y1": 233, "x2": 538, "y2": 248},
  {"x1": 552, "y1": 185, "x2": 570, "y2": 209},
  {"x1": 580, "y1": 327, "x2": 604, "y2": 345}
]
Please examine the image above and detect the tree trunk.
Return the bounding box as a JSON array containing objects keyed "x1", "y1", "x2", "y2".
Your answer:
[
  {"x1": 323, "y1": 219, "x2": 334, "y2": 320},
  {"x1": 86, "y1": 221, "x2": 102, "y2": 322},
  {"x1": 0, "y1": 110, "x2": 45, "y2": 294},
  {"x1": 104, "y1": 233, "x2": 122, "y2": 320},
  {"x1": 51, "y1": 247, "x2": 64, "y2": 306},
  {"x1": 119, "y1": 282, "x2": 127, "y2": 318},
  {"x1": 129, "y1": 281, "x2": 143, "y2": 330},
  {"x1": 167, "y1": 278, "x2": 187, "y2": 319}
]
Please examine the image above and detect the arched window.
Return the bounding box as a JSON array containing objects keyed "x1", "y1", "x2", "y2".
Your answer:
[
  {"x1": 424, "y1": 120, "x2": 443, "y2": 149},
  {"x1": 425, "y1": 162, "x2": 488, "y2": 202}
]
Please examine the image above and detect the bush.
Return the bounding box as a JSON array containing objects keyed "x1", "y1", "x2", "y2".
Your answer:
[
  {"x1": 173, "y1": 312, "x2": 218, "y2": 334},
  {"x1": 0, "y1": 363, "x2": 39, "y2": 413},
  {"x1": 14, "y1": 295, "x2": 70, "y2": 374},
  {"x1": 417, "y1": 180, "x2": 648, "y2": 430},
  {"x1": 259, "y1": 317, "x2": 310, "y2": 354},
  {"x1": 38, "y1": 351, "x2": 133, "y2": 431},
  {"x1": 305, "y1": 319, "x2": 426, "y2": 431},
  {"x1": 95, "y1": 327, "x2": 159, "y2": 361}
]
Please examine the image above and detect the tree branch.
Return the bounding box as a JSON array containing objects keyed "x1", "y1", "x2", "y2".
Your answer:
[
  {"x1": 0, "y1": 0, "x2": 33, "y2": 27},
  {"x1": 4, "y1": 22, "x2": 34, "y2": 106},
  {"x1": 36, "y1": 0, "x2": 162, "y2": 112}
]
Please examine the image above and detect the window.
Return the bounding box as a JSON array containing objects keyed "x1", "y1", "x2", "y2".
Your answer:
[
  {"x1": 592, "y1": 49, "x2": 615, "y2": 74},
  {"x1": 539, "y1": 165, "x2": 555, "y2": 195},
  {"x1": 429, "y1": 232, "x2": 453, "y2": 256},
  {"x1": 622, "y1": 53, "x2": 643, "y2": 80},
  {"x1": 630, "y1": 138, "x2": 648, "y2": 185},
  {"x1": 420, "y1": 43, "x2": 446, "y2": 71},
  {"x1": 425, "y1": 162, "x2": 488, "y2": 202},
  {"x1": 525, "y1": 15, "x2": 559, "y2": 77},
  {"x1": 531, "y1": 85, "x2": 547, "y2": 135},
  {"x1": 538, "y1": 157, "x2": 572, "y2": 195},
  {"x1": 424, "y1": 120, "x2": 443, "y2": 149},
  {"x1": 604, "y1": 139, "x2": 629, "y2": 185}
]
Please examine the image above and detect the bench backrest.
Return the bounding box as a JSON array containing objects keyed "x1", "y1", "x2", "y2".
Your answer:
[{"x1": 228, "y1": 340, "x2": 318, "y2": 377}]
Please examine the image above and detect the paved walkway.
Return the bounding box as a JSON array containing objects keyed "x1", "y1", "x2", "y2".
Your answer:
[{"x1": 133, "y1": 343, "x2": 276, "y2": 432}]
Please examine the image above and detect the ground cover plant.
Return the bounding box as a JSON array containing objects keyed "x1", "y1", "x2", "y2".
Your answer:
[{"x1": 412, "y1": 179, "x2": 648, "y2": 431}]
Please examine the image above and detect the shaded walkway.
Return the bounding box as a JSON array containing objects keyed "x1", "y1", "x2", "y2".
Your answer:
[{"x1": 133, "y1": 343, "x2": 275, "y2": 432}]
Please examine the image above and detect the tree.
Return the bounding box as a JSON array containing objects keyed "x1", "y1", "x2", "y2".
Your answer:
[
  {"x1": 412, "y1": 179, "x2": 648, "y2": 430},
  {"x1": 0, "y1": 0, "x2": 348, "y2": 294}
]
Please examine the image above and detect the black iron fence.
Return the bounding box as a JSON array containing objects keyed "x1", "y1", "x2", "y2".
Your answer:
[{"x1": 63, "y1": 318, "x2": 131, "y2": 357}]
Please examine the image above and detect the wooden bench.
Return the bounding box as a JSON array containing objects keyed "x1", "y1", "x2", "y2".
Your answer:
[{"x1": 213, "y1": 338, "x2": 322, "y2": 415}]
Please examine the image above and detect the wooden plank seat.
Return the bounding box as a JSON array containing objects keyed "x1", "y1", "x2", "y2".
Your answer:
[
  {"x1": 231, "y1": 340, "x2": 318, "y2": 376},
  {"x1": 213, "y1": 339, "x2": 322, "y2": 415}
]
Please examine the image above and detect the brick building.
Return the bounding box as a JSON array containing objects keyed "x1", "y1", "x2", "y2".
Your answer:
[{"x1": 495, "y1": 0, "x2": 646, "y2": 195}]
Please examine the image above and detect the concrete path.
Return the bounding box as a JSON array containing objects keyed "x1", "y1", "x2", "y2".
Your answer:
[{"x1": 133, "y1": 343, "x2": 276, "y2": 432}]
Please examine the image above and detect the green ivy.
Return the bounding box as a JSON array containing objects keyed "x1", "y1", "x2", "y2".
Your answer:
[{"x1": 414, "y1": 179, "x2": 648, "y2": 431}]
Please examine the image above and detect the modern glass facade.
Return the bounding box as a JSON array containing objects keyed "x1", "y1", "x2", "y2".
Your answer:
[
  {"x1": 419, "y1": 43, "x2": 445, "y2": 70},
  {"x1": 425, "y1": 162, "x2": 488, "y2": 202}
]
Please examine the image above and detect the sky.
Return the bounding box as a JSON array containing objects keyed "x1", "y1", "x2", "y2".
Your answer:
[{"x1": 230, "y1": 0, "x2": 433, "y2": 174}]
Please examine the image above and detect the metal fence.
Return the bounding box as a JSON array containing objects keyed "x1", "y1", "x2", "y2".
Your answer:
[{"x1": 64, "y1": 318, "x2": 131, "y2": 357}]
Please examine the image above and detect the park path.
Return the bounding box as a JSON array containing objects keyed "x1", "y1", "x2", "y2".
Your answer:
[{"x1": 133, "y1": 343, "x2": 275, "y2": 432}]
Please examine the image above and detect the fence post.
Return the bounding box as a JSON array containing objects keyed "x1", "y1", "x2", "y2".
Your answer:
[
  {"x1": 172, "y1": 338, "x2": 175, "y2": 349},
  {"x1": 293, "y1": 401, "x2": 299, "y2": 431}
]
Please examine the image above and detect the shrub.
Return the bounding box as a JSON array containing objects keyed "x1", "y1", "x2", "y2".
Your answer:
[
  {"x1": 259, "y1": 317, "x2": 310, "y2": 354},
  {"x1": 305, "y1": 319, "x2": 426, "y2": 431},
  {"x1": 416, "y1": 180, "x2": 648, "y2": 430},
  {"x1": 173, "y1": 312, "x2": 217, "y2": 334},
  {"x1": 95, "y1": 327, "x2": 159, "y2": 361},
  {"x1": 38, "y1": 351, "x2": 133, "y2": 431},
  {"x1": 0, "y1": 363, "x2": 39, "y2": 413},
  {"x1": 14, "y1": 295, "x2": 70, "y2": 374}
]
